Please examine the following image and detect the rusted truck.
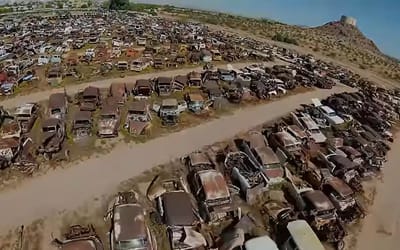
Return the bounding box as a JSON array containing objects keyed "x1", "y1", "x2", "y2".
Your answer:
[
  {"x1": 125, "y1": 101, "x2": 152, "y2": 136},
  {"x1": 105, "y1": 192, "x2": 157, "y2": 250},
  {"x1": 133, "y1": 79, "x2": 153, "y2": 99},
  {"x1": 97, "y1": 104, "x2": 120, "y2": 138},
  {"x1": 52, "y1": 224, "x2": 104, "y2": 250}
]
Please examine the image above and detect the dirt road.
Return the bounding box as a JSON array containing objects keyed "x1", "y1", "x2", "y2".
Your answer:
[
  {"x1": 0, "y1": 85, "x2": 352, "y2": 232},
  {"x1": 1, "y1": 61, "x2": 283, "y2": 109},
  {"x1": 354, "y1": 132, "x2": 400, "y2": 250}
]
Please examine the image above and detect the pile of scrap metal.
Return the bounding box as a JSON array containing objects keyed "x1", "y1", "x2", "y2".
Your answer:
[
  {"x1": 224, "y1": 151, "x2": 268, "y2": 204},
  {"x1": 0, "y1": 105, "x2": 38, "y2": 173}
]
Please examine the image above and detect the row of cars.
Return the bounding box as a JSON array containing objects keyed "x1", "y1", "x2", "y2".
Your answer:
[
  {"x1": 0, "y1": 60, "x2": 327, "y2": 171},
  {"x1": 51, "y1": 81, "x2": 399, "y2": 250}
]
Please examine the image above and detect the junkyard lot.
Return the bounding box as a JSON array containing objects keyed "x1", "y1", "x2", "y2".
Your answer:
[{"x1": 0, "y1": 84, "x2": 353, "y2": 235}]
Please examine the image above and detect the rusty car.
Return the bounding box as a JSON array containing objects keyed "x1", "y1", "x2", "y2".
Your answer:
[
  {"x1": 37, "y1": 118, "x2": 69, "y2": 161},
  {"x1": 97, "y1": 104, "x2": 120, "y2": 138},
  {"x1": 14, "y1": 103, "x2": 40, "y2": 133},
  {"x1": 133, "y1": 79, "x2": 153, "y2": 99},
  {"x1": 72, "y1": 111, "x2": 93, "y2": 140},
  {"x1": 78, "y1": 86, "x2": 102, "y2": 111},
  {"x1": 125, "y1": 100, "x2": 152, "y2": 136},
  {"x1": 48, "y1": 92, "x2": 68, "y2": 120},
  {"x1": 147, "y1": 178, "x2": 206, "y2": 250},
  {"x1": 298, "y1": 190, "x2": 346, "y2": 249},
  {"x1": 53, "y1": 224, "x2": 104, "y2": 250},
  {"x1": 105, "y1": 192, "x2": 157, "y2": 250},
  {"x1": 109, "y1": 82, "x2": 127, "y2": 105}
]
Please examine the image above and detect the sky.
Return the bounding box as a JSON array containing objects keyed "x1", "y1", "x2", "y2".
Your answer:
[{"x1": 138, "y1": 0, "x2": 400, "y2": 59}]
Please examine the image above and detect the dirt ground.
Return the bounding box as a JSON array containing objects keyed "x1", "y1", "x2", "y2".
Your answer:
[
  {"x1": 0, "y1": 84, "x2": 353, "y2": 235},
  {"x1": 350, "y1": 132, "x2": 400, "y2": 250}
]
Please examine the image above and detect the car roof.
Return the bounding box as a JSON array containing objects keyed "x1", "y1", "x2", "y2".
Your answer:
[
  {"x1": 197, "y1": 170, "x2": 230, "y2": 201},
  {"x1": 113, "y1": 204, "x2": 146, "y2": 242},
  {"x1": 287, "y1": 220, "x2": 324, "y2": 250},
  {"x1": 244, "y1": 236, "x2": 279, "y2": 250},
  {"x1": 161, "y1": 191, "x2": 196, "y2": 226}
]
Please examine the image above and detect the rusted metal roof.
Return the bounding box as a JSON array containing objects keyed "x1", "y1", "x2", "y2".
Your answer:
[
  {"x1": 129, "y1": 120, "x2": 148, "y2": 135},
  {"x1": 253, "y1": 146, "x2": 280, "y2": 165},
  {"x1": 157, "y1": 76, "x2": 172, "y2": 85},
  {"x1": 82, "y1": 86, "x2": 100, "y2": 97},
  {"x1": 161, "y1": 191, "x2": 196, "y2": 226},
  {"x1": 188, "y1": 93, "x2": 204, "y2": 102},
  {"x1": 110, "y1": 82, "x2": 126, "y2": 97},
  {"x1": 113, "y1": 204, "x2": 146, "y2": 242},
  {"x1": 61, "y1": 240, "x2": 97, "y2": 250},
  {"x1": 197, "y1": 170, "x2": 230, "y2": 201},
  {"x1": 74, "y1": 111, "x2": 92, "y2": 121},
  {"x1": 136, "y1": 79, "x2": 152, "y2": 87},
  {"x1": 48, "y1": 93, "x2": 66, "y2": 109},
  {"x1": 325, "y1": 177, "x2": 354, "y2": 198},
  {"x1": 302, "y1": 190, "x2": 334, "y2": 211},
  {"x1": 287, "y1": 125, "x2": 307, "y2": 140},
  {"x1": 100, "y1": 104, "x2": 118, "y2": 116},
  {"x1": 189, "y1": 151, "x2": 212, "y2": 166},
  {"x1": 129, "y1": 100, "x2": 148, "y2": 112},
  {"x1": 247, "y1": 131, "x2": 268, "y2": 148}
]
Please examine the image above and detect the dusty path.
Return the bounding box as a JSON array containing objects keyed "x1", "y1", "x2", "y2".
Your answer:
[
  {"x1": 1, "y1": 61, "x2": 282, "y2": 109},
  {"x1": 0, "y1": 85, "x2": 352, "y2": 232},
  {"x1": 354, "y1": 132, "x2": 400, "y2": 250}
]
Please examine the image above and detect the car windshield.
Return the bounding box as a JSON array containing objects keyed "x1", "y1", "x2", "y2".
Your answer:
[
  {"x1": 116, "y1": 238, "x2": 147, "y2": 249},
  {"x1": 310, "y1": 128, "x2": 320, "y2": 134},
  {"x1": 266, "y1": 163, "x2": 282, "y2": 169},
  {"x1": 51, "y1": 108, "x2": 61, "y2": 114},
  {"x1": 42, "y1": 126, "x2": 56, "y2": 133},
  {"x1": 162, "y1": 105, "x2": 177, "y2": 110},
  {"x1": 101, "y1": 114, "x2": 115, "y2": 119},
  {"x1": 16, "y1": 113, "x2": 31, "y2": 119},
  {"x1": 75, "y1": 120, "x2": 91, "y2": 126}
]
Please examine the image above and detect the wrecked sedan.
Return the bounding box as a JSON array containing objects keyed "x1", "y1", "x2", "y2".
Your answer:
[
  {"x1": 125, "y1": 100, "x2": 152, "y2": 136},
  {"x1": 48, "y1": 92, "x2": 68, "y2": 120}
]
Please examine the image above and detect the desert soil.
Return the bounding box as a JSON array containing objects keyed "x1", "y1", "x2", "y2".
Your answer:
[
  {"x1": 353, "y1": 131, "x2": 400, "y2": 250},
  {"x1": 0, "y1": 84, "x2": 353, "y2": 233}
]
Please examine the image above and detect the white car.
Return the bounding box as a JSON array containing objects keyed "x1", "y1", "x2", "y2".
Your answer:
[{"x1": 319, "y1": 105, "x2": 345, "y2": 125}]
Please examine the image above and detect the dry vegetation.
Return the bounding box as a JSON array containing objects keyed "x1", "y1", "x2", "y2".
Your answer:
[{"x1": 161, "y1": 8, "x2": 400, "y2": 83}]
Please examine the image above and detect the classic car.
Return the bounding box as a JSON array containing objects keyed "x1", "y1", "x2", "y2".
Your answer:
[{"x1": 97, "y1": 103, "x2": 120, "y2": 138}]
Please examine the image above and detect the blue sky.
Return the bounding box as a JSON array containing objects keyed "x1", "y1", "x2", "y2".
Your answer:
[{"x1": 138, "y1": 0, "x2": 400, "y2": 59}]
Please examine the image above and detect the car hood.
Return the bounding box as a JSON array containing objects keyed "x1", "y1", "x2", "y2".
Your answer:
[{"x1": 98, "y1": 119, "x2": 117, "y2": 130}]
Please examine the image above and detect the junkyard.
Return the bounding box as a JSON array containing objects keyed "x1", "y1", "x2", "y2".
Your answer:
[{"x1": 0, "y1": 6, "x2": 399, "y2": 250}]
